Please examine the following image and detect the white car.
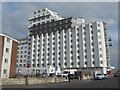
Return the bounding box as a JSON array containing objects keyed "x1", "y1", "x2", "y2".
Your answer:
[
  {"x1": 95, "y1": 74, "x2": 104, "y2": 80},
  {"x1": 103, "y1": 74, "x2": 109, "y2": 79}
]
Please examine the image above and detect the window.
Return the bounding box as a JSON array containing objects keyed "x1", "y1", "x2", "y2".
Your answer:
[
  {"x1": 85, "y1": 61, "x2": 87, "y2": 65},
  {"x1": 99, "y1": 42, "x2": 101, "y2": 45},
  {"x1": 38, "y1": 10, "x2": 40, "y2": 13},
  {"x1": 98, "y1": 23, "x2": 100, "y2": 27},
  {"x1": 34, "y1": 12, "x2": 36, "y2": 14},
  {"x1": 65, "y1": 62, "x2": 67, "y2": 66},
  {"x1": 85, "y1": 55, "x2": 87, "y2": 59},
  {"x1": 37, "y1": 64, "x2": 40, "y2": 67},
  {"x1": 77, "y1": 56, "x2": 80, "y2": 59},
  {"x1": 71, "y1": 62, "x2": 73, "y2": 65},
  {"x1": 24, "y1": 64, "x2": 26, "y2": 67},
  {"x1": 91, "y1": 36, "x2": 93, "y2": 40},
  {"x1": 90, "y1": 25, "x2": 93, "y2": 29},
  {"x1": 100, "y1": 54, "x2": 102, "y2": 57},
  {"x1": 78, "y1": 62, "x2": 80, "y2": 65},
  {"x1": 3, "y1": 70, "x2": 7, "y2": 74},
  {"x1": 4, "y1": 58, "x2": 8, "y2": 63},
  {"x1": 33, "y1": 64, "x2": 35, "y2": 67},
  {"x1": 84, "y1": 32, "x2": 86, "y2": 35},
  {"x1": 91, "y1": 43, "x2": 94, "y2": 46},
  {"x1": 21, "y1": 51, "x2": 23, "y2": 54},
  {"x1": 92, "y1": 55, "x2": 94, "y2": 58},
  {"x1": 7, "y1": 38, "x2": 10, "y2": 42},
  {"x1": 91, "y1": 31, "x2": 93, "y2": 34},
  {"x1": 98, "y1": 29, "x2": 100, "y2": 32},
  {"x1": 64, "y1": 57, "x2": 67, "y2": 60},
  {"x1": 6, "y1": 48, "x2": 9, "y2": 53},
  {"x1": 100, "y1": 61, "x2": 103, "y2": 64},
  {"x1": 19, "y1": 64, "x2": 22, "y2": 67},
  {"x1": 93, "y1": 61, "x2": 95, "y2": 65},
  {"x1": 42, "y1": 9, "x2": 45, "y2": 11},
  {"x1": 20, "y1": 60, "x2": 22, "y2": 62}
]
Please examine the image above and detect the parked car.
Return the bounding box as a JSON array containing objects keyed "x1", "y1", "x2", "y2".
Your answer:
[
  {"x1": 114, "y1": 73, "x2": 119, "y2": 77},
  {"x1": 95, "y1": 74, "x2": 104, "y2": 80},
  {"x1": 49, "y1": 73, "x2": 56, "y2": 77},
  {"x1": 41, "y1": 73, "x2": 48, "y2": 77},
  {"x1": 103, "y1": 74, "x2": 109, "y2": 79}
]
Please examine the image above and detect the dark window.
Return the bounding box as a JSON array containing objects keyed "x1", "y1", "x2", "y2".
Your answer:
[
  {"x1": 4, "y1": 58, "x2": 8, "y2": 63},
  {"x1": 100, "y1": 61, "x2": 103, "y2": 64},
  {"x1": 71, "y1": 62, "x2": 73, "y2": 65},
  {"x1": 34, "y1": 12, "x2": 36, "y2": 14},
  {"x1": 85, "y1": 61, "x2": 87, "y2": 65},
  {"x1": 98, "y1": 29, "x2": 100, "y2": 32},
  {"x1": 65, "y1": 62, "x2": 67, "y2": 65},
  {"x1": 7, "y1": 38, "x2": 10, "y2": 42},
  {"x1": 91, "y1": 31, "x2": 93, "y2": 34},
  {"x1": 100, "y1": 54, "x2": 102, "y2": 57},
  {"x1": 38, "y1": 10, "x2": 40, "y2": 13},
  {"x1": 85, "y1": 55, "x2": 87, "y2": 59},
  {"x1": 91, "y1": 43, "x2": 94, "y2": 46},
  {"x1": 84, "y1": 32, "x2": 86, "y2": 35},
  {"x1": 78, "y1": 62, "x2": 80, "y2": 65},
  {"x1": 90, "y1": 25, "x2": 93, "y2": 29},
  {"x1": 77, "y1": 56, "x2": 80, "y2": 59}
]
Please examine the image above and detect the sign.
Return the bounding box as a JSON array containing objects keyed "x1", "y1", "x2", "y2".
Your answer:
[{"x1": 27, "y1": 64, "x2": 30, "y2": 68}]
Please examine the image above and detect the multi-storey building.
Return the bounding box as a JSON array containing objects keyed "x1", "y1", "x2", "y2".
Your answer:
[
  {"x1": 27, "y1": 8, "x2": 111, "y2": 75},
  {"x1": 0, "y1": 34, "x2": 18, "y2": 78},
  {"x1": 16, "y1": 37, "x2": 28, "y2": 74}
]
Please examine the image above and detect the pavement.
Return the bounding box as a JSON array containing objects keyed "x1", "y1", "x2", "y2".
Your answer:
[{"x1": 1, "y1": 77, "x2": 119, "y2": 89}]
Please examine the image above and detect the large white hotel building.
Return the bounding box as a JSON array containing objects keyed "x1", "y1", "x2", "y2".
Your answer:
[{"x1": 26, "y1": 8, "x2": 111, "y2": 74}]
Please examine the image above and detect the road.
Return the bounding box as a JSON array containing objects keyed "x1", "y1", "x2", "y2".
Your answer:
[{"x1": 2, "y1": 77, "x2": 119, "y2": 89}]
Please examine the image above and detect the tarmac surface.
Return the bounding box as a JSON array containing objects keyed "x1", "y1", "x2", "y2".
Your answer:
[{"x1": 2, "y1": 77, "x2": 119, "y2": 89}]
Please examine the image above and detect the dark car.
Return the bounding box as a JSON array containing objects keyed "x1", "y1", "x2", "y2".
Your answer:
[
  {"x1": 114, "y1": 73, "x2": 119, "y2": 77},
  {"x1": 49, "y1": 73, "x2": 56, "y2": 77}
]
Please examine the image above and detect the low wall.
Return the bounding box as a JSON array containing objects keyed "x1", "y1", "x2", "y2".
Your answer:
[{"x1": 1, "y1": 77, "x2": 66, "y2": 85}]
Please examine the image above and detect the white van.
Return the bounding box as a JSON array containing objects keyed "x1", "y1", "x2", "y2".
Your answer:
[{"x1": 60, "y1": 69, "x2": 77, "y2": 77}]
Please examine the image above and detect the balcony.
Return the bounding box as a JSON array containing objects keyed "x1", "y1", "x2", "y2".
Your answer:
[{"x1": 109, "y1": 43, "x2": 112, "y2": 46}]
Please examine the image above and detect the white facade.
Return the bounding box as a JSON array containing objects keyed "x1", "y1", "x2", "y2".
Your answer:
[
  {"x1": 27, "y1": 8, "x2": 110, "y2": 74},
  {"x1": 16, "y1": 37, "x2": 28, "y2": 74}
]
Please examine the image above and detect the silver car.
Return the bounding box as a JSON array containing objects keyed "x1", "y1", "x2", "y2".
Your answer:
[{"x1": 103, "y1": 74, "x2": 109, "y2": 79}]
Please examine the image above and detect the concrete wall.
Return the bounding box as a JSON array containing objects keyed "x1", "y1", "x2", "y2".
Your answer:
[{"x1": 2, "y1": 77, "x2": 66, "y2": 85}]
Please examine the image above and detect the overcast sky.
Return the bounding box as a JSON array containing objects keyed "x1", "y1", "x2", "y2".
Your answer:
[{"x1": 1, "y1": 2, "x2": 118, "y2": 69}]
